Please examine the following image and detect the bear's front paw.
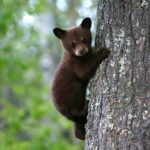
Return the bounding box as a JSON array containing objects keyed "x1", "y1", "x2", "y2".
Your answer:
[{"x1": 101, "y1": 48, "x2": 111, "y2": 57}]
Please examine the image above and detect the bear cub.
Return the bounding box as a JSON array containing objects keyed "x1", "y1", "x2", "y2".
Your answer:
[{"x1": 52, "y1": 17, "x2": 110, "y2": 140}]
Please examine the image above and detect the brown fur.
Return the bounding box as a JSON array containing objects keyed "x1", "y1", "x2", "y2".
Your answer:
[{"x1": 51, "y1": 18, "x2": 111, "y2": 140}]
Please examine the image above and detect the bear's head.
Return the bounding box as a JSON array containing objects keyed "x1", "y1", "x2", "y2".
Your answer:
[{"x1": 53, "y1": 18, "x2": 92, "y2": 57}]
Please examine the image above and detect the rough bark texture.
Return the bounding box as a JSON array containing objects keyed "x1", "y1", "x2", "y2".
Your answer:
[{"x1": 85, "y1": 0, "x2": 150, "y2": 150}]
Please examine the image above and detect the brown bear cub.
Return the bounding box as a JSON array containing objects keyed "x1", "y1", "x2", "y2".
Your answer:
[{"x1": 52, "y1": 17, "x2": 110, "y2": 140}]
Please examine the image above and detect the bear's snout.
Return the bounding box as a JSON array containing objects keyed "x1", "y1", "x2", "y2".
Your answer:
[{"x1": 75, "y1": 45, "x2": 88, "y2": 56}]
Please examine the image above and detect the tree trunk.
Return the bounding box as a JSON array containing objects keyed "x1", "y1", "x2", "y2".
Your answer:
[{"x1": 85, "y1": 0, "x2": 150, "y2": 150}]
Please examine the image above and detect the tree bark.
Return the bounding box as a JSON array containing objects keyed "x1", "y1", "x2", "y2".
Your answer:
[{"x1": 85, "y1": 0, "x2": 150, "y2": 150}]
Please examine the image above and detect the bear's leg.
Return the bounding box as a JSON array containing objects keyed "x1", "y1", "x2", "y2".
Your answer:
[
  {"x1": 71, "y1": 100, "x2": 88, "y2": 119},
  {"x1": 61, "y1": 110, "x2": 87, "y2": 140},
  {"x1": 73, "y1": 102, "x2": 88, "y2": 140},
  {"x1": 72, "y1": 101, "x2": 88, "y2": 140},
  {"x1": 74, "y1": 122, "x2": 86, "y2": 140}
]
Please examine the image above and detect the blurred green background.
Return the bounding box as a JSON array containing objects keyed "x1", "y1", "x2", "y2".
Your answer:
[{"x1": 0, "y1": 0, "x2": 97, "y2": 149}]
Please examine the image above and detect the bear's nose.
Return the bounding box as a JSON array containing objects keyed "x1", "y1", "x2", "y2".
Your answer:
[{"x1": 79, "y1": 49, "x2": 85, "y2": 54}]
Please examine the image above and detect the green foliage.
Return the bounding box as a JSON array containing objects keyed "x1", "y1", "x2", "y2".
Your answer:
[
  {"x1": 0, "y1": 0, "x2": 97, "y2": 149},
  {"x1": 0, "y1": 0, "x2": 88, "y2": 149}
]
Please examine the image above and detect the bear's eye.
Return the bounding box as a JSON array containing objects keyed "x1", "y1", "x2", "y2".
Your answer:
[
  {"x1": 81, "y1": 38, "x2": 86, "y2": 44},
  {"x1": 71, "y1": 41, "x2": 76, "y2": 48}
]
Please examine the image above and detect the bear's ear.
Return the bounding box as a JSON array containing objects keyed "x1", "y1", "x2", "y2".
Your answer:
[
  {"x1": 80, "y1": 17, "x2": 91, "y2": 29},
  {"x1": 53, "y1": 28, "x2": 66, "y2": 39}
]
